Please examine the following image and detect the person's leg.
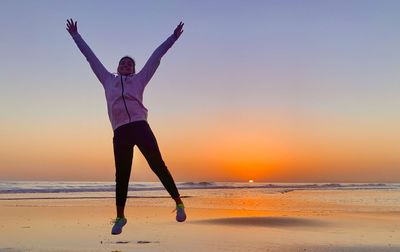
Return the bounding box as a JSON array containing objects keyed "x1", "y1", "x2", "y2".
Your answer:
[
  {"x1": 113, "y1": 129, "x2": 134, "y2": 218},
  {"x1": 135, "y1": 121, "x2": 182, "y2": 203}
]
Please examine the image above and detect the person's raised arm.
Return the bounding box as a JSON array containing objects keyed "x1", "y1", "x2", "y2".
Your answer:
[
  {"x1": 137, "y1": 22, "x2": 184, "y2": 87},
  {"x1": 66, "y1": 18, "x2": 111, "y2": 86}
]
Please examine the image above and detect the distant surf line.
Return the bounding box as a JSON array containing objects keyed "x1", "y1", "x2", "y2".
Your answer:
[{"x1": 0, "y1": 195, "x2": 192, "y2": 201}]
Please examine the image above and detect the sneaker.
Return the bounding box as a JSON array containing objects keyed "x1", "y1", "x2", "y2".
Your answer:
[
  {"x1": 111, "y1": 217, "x2": 127, "y2": 235},
  {"x1": 175, "y1": 203, "x2": 186, "y2": 222}
]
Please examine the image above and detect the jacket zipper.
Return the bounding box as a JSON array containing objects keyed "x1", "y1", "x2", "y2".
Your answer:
[{"x1": 120, "y1": 75, "x2": 132, "y2": 122}]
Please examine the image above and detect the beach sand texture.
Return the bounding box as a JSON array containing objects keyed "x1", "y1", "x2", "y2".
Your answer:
[{"x1": 1, "y1": 188, "x2": 400, "y2": 252}]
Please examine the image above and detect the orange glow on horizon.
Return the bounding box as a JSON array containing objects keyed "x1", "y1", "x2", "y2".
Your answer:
[{"x1": 1, "y1": 111, "x2": 400, "y2": 182}]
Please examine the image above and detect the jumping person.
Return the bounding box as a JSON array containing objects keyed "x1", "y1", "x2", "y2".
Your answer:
[{"x1": 66, "y1": 18, "x2": 186, "y2": 235}]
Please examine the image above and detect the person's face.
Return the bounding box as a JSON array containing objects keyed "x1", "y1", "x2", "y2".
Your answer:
[{"x1": 118, "y1": 58, "x2": 134, "y2": 75}]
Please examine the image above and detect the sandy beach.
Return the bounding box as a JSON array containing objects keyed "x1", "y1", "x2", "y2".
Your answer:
[{"x1": 1, "y1": 187, "x2": 400, "y2": 252}]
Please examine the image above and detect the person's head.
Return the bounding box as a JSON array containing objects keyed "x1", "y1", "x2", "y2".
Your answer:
[{"x1": 118, "y1": 56, "x2": 135, "y2": 75}]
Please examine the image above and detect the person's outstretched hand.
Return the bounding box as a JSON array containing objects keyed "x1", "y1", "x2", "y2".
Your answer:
[
  {"x1": 66, "y1": 18, "x2": 78, "y2": 36},
  {"x1": 174, "y1": 22, "x2": 184, "y2": 39}
]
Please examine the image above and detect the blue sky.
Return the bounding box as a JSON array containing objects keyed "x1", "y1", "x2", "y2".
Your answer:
[{"x1": 1, "y1": 0, "x2": 399, "y2": 182}]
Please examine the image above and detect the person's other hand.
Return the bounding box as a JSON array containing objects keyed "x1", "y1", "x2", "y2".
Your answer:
[
  {"x1": 174, "y1": 22, "x2": 184, "y2": 39},
  {"x1": 66, "y1": 18, "x2": 78, "y2": 36}
]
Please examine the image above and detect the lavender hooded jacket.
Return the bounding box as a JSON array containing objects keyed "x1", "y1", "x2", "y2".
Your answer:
[{"x1": 71, "y1": 33, "x2": 178, "y2": 131}]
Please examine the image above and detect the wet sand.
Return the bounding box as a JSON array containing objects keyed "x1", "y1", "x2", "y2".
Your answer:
[{"x1": 0, "y1": 190, "x2": 399, "y2": 251}]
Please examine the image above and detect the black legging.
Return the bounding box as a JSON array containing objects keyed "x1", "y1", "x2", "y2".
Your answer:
[{"x1": 113, "y1": 120, "x2": 180, "y2": 207}]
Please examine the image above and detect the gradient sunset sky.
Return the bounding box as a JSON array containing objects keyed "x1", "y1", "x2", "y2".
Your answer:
[{"x1": 1, "y1": 0, "x2": 399, "y2": 182}]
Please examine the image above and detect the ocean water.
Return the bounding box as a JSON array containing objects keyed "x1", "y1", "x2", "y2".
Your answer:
[
  {"x1": 0, "y1": 181, "x2": 400, "y2": 205},
  {"x1": 1, "y1": 181, "x2": 400, "y2": 212},
  {"x1": 1, "y1": 181, "x2": 399, "y2": 197}
]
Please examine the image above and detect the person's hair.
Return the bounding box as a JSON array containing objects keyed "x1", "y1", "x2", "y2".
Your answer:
[{"x1": 119, "y1": 56, "x2": 136, "y2": 74}]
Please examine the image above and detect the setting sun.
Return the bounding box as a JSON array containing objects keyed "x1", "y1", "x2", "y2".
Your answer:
[{"x1": 249, "y1": 180, "x2": 254, "y2": 183}]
